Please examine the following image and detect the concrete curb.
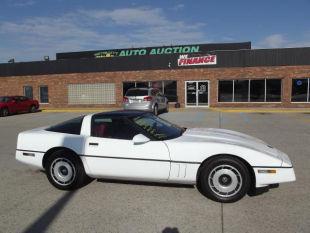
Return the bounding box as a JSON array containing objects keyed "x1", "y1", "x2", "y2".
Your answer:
[
  {"x1": 40, "y1": 107, "x2": 310, "y2": 113},
  {"x1": 209, "y1": 108, "x2": 310, "y2": 113}
]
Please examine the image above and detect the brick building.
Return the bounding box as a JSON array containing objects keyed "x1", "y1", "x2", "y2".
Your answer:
[{"x1": 0, "y1": 42, "x2": 310, "y2": 108}]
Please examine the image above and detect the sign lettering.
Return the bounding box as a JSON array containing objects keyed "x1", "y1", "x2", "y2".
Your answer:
[
  {"x1": 178, "y1": 54, "x2": 217, "y2": 66},
  {"x1": 94, "y1": 46, "x2": 200, "y2": 58}
]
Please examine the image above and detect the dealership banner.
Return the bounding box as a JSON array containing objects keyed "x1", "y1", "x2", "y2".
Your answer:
[
  {"x1": 178, "y1": 54, "x2": 217, "y2": 66},
  {"x1": 56, "y1": 42, "x2": 250, "y2": 60}
]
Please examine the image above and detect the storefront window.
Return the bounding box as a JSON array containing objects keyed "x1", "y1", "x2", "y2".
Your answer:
[
  {"x1": 136, "y1": 82, "x2": 149, "y2": 88},
  {"x1": 163, "y1": 81, "x2": 177, "y2": 102},
  {"x1": 39, "y1": 86, "x2": 49, "y2": 103},
  {"x1": 218, "y1": 78, "x2": 282, "y2": 103},
  {"x1": 266, "y1": 79, "x2": 282, "y2": 102},
  {"x1": 250, "y1": 79, "x2": 265, "y2": 102},
  {"x1": 123, "y1": 80, "x2": 177, "y2": 102},
  {"x1": 234, "y1": 80, "x2": 249, "y2": 102},
  {"x1": 123, "y1": 82, "x2": 136, "y2": 96},
  {"x1": 151, "y1": 81, "x2": 163, "y2": 92},
  {"x1": 218, "y1": 80, "x2": 233, "y2": 102},
  {"x1": 291, "y1": 78, "x2": 309, "y2": 102}
]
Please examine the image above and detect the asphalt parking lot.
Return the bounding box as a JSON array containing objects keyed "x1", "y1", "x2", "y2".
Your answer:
[{"x1": 0, "y1": 110, "x2": 309, "y2": 233}]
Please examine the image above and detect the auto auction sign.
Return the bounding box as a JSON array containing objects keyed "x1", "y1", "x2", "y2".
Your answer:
[
  {"x1": 177, "y1": 54, "x2": 217, "y2": 66},
  {"x1": 94, "y1": 45, "x2": 200, "y2": 58}
]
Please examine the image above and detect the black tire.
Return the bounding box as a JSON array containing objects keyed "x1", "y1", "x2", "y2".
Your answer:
[
  {"x1": 153, "y1": 104, "x2": 158, "y2": 115},
  {"x1": 0, "y1": 108, "x2": 9, "y2": 117},
  {"x1": 45, "y1": 150, "x2": 90, "y2": 190},
  {"x1": 29, "y1": 105, "x2": 36, "y2": 113},
  {"x1": 198, "y1": 156, "x2": 250, "y2": 203}
]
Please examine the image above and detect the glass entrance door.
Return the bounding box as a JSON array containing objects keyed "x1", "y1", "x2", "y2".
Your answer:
[
  {"x1": 185, "y1": 81, "x2": 209, "y2": 107},
  {"x1": 186, "y1": 82, "x2": 197, "y2": 106}
]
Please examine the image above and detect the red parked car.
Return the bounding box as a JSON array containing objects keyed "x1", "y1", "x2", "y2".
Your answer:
[{"x1": 0, "y1": 96, "x2": 39, "y2": 117}]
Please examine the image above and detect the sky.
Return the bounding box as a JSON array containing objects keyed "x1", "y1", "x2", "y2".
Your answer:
[{"x1": 0, "y1": 0, "x2": 309, "y2": 63}]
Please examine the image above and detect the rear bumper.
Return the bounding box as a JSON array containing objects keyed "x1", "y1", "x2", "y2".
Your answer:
[
  {"x1": 254, "y1": 167, "x2": 296, "y2": 187},
  {"x1": 16, "y1": 150, "x2": 44, "y2": 169},
  {"x1": 123, "y1": 103, "x2": 153, "y2": 111}
]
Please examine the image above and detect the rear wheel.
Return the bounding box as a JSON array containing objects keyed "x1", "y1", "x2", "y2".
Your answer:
[
  {"x1": 29, "y1": 105, "x2": 36, "y2": 113},
  {"x1": 198, "y1": 156, "x2": 250, "y2": 203},
  {"x1": 0, "y1": 108, "x2": 9, "y2": 117},
  {"x1": 45, "y1": 150, "x2": 89, "y2": 190}
]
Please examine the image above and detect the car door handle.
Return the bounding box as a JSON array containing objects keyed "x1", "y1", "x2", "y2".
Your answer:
[{"x1": 89, "y1": 142, "x2": 99, "y2": 146}]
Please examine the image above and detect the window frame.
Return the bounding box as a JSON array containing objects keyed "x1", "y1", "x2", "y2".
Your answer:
[
  {"x1": 217, "y1": 78, "x2": 283, "y2": 103},
  {"x1": 291, "y1": 78, "x2": 310, "y2": 103},
  {"x1": 39, "y1": 85, "x2": 49, "y2": 104},
  {"x1": 23, "y1": 86, "x2": 33, "y2": 99}
]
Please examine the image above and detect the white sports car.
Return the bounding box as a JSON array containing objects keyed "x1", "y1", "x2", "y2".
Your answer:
[{"x1": 16, "y1": 111, "x2": 296, "y2": 202}]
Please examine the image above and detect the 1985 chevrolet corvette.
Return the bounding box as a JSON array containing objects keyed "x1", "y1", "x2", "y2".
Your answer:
[{"x1": 16, "y1": 111, "x2": 296, "y2": 202}]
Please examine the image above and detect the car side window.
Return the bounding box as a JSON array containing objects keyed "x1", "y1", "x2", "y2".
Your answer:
[
  {"x1": 46, "y1": 116, "x2": 85, "y2": 135},
  {"x1": 13, "y1": 97, "x2": 20, "y2": 102},
  {"x1": 91, "y1": 116, "x2": 140, "y2": 140}
]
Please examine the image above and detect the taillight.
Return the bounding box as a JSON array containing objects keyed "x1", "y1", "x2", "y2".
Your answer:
[
  {"x1": 123, "y1": 97, "x2": 129, "y2": 103},
  {"x1": 143, "y1": 96, "x2": 153, "y2": 101}
]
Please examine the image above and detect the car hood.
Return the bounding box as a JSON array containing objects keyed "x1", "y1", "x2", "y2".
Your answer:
[
  {"x1": 182, "y1": 128, "x2": 288, "y2": 162},
  {"x1": 183, "y1": 128, "x2": 268, "y2": 145}
]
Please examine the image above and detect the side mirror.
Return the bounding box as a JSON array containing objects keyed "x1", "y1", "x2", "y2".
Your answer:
[{"x1": 132, "y1": 134, "x2": 150, "y2": 145}]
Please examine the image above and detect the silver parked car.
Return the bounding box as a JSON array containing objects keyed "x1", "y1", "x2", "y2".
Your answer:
[{"x1": 123, "y1": 88, "x2": 168, "y2": 115}]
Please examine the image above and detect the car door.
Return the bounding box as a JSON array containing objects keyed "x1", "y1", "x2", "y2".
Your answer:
[
  {"x1": 6, "y1": 97, "x2": 17, "y2": 113},
  {"x1": 13, "y1": 97, "x2": 23, "y2": 113},
  {"x1": 20, "y1": 96, "x2": 30, "y2": 112},
  {"x1": 83, "y1": 115, "x2": 171, "y2": 181}
]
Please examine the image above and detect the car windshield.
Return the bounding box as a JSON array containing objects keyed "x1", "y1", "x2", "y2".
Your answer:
[
  {"x1": 0, "y1": 97, "x2": 8, "y2": 103},
  {"x1": 131, "y1": 114, "x2": 185, "y2": 140},
  {"x1": 126, "y1": 89, "x2": 148, "y2": 96}
]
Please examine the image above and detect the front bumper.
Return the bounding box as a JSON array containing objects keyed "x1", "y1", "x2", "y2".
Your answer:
[{"x1": 254, "y1": 167, "x2": 296, "y2": 187}]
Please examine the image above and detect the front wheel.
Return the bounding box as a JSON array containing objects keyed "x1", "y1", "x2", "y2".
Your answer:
[
  {"x1": 198, "y1": 156, "x2": 250, "y2": 203},
  {"x1": 45, "y1": 150, "x2": 90, "y2": 190}
]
